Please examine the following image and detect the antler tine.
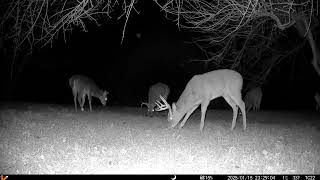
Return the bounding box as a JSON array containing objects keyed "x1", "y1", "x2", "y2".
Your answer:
[
  {"x1": 155, "y1": 95, "x2": 171, "y2": 111},
  {"x1": 155, "y1": 100, "x2": 168, "y2": 111},
  {"x1": 154, "y1": 100, "x2": 161, "y2": 106},
  {"x1": 141, "y1": 102, "x2": 148, "y2": 108}
]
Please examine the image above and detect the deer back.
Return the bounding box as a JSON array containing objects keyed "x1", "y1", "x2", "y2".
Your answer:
[
  {"x1": 70, "y1": 75, "x2": 104, "y2": 97},
  {"x1": 175, "y1": 69, "x2": 243, "y2": 113},
  {"x1": 148, "y1": 83, "x2": 170, "y2": 105}
]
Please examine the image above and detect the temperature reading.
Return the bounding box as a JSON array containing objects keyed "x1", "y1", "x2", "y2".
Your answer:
[{"x1": 305, "y1": 176, "x2": 315, "y2": 180}]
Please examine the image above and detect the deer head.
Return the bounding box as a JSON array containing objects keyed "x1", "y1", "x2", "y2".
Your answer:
[
  {"x1": 141, "y1": 102, "x2": 156, "y2": 112},
  {"x1": 155, "y1": 95, "x2": 185, "y2": 128},
  {"x1": 99, "y1": 90, "x2": 109, "y2": 106}
]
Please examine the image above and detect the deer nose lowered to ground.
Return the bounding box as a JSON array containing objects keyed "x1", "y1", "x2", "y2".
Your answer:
[
  {"x1": 155, "y1": 69, "x2": 247, "y2": 132},
  {"x1": 141, "y1": 82, "x2": 170, "y2": 117},
  {"x1": 69, "y1": 74, "x2": 109, "y2": 112}
]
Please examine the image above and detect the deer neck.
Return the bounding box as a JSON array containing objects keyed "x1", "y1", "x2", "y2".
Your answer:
[
  {"x1": 174, "y1": 87, "x2": 196, "y2": 116},
  {"x1": 91, "y1": 88, "x2": 103, "y2": 98}
]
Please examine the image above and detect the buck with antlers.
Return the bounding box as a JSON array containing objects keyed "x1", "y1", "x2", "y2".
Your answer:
[
  {"x1": 244, "y1": 86, "x2": 263, "y2": 112},
  {"x1": 155, "y1": 69, "x2": 247, "y2": 132},
  {"x1": 69, "y1": 74, "x2": 109, "y2": 112},
  {"x1": 141, "y1": 82, "x2": 170, "y2": 116}
]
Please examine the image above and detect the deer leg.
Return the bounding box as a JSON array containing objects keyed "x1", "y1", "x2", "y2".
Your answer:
[
  {"x1": 229, "y1": 94, "x2": 247, "y2": 131},
  {"x1": 73, "y1": 91, "x2": 78, "y2": 112},
  {"x1": 179, "y1": 105, "x2": 198, "y2": 129},
  {"x1": 246, "y1": 104, "x2": 250, "y2": 112},
  {"x1": 254, "y1": 100, "x2": 258, "y2": 112},
  {"x1": 223, "y1": 95, "x2": 238, "y2": 131},
  {"x1": 80, "y1": 94, "x2": 86, "y2": 111},
  {"x1": 199, "y1": 102, "x2": 209, "y2": 132},
  {"x1": 239, "y1": 100, "x2": 247, "y2": 130},
  {"x1": 246, "y1": 101, "x2": 252, "y2": 113},
  {"x1": 77, "y1": 95, "x2": 81, "y2": 111},
  {"x1": 88, "y1": 95, "x2": 92, "y2": 112}
]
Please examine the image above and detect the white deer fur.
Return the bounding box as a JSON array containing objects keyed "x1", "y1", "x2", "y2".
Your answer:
[
  {"x1": 69, "y1": 74, "x2": 108, "y2": 112},
  {"x1": 156, "y1": 69, "x2": 247, "y2": 132}
]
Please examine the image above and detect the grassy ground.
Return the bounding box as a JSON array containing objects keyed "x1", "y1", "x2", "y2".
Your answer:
[{"x1": 0, "y1": 102, "x2": 319, "y2": 174}]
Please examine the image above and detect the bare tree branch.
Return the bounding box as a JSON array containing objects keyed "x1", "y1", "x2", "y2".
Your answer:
[
  {"x1": 154, "y1": 0, "x2": 318, "y2": 86},
  {"x1": 0, "y1": 0, "x2": 140, "y2": 82}
]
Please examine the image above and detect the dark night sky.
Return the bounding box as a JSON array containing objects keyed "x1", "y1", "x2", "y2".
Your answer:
[{"x1": 2, "y1": 1, "x2": 320, "y2": 110}]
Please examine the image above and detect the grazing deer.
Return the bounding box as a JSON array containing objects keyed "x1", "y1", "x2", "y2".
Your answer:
[
  {"x1": 155, "y1": 69, "x2": 247, "y2": 132},
  {"x1": 69, "y1": 74, "x2": 109, "y2": 112},
  {"x1": 315, "y1": 93, "x2": 320, "y2": 112},
  {"x1": 244, "y1": 86, "x2": 263, "y2": 112},
  {"x1": 141, "y1": 82, "x2": 170, "y2": 116}
]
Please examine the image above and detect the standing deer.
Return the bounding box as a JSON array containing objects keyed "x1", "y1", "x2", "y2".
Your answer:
[
  {"x1": 244, "y1": 87, "x2": 263, "y2": 112},
  {"x1": 315, "y1": 93, "x2": 320, "y2": 112},
  {"x1": 155, "y1": 69, "x2": 247, "y2": 132},
  {"x1": 141, "y1": 82, "x2": 170, "y2": 116},
  {"x1": 69, "y1": 74, "x2": 109, "y2": 112}
]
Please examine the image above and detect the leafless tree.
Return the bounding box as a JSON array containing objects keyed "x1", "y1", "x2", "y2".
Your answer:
[
  {"x1": 0, "y1": 0, "x2": 139, "y2": 95},
  {"x1": 153, "y1": 0, "x2": 319, "y2": 85},
  {"x1": 0, "y1": 0, "x2": 319, "y2": 90}
]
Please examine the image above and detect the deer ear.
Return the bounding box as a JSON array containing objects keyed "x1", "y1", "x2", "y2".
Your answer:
[
  {"x1": 104, "y1": 91, "x2": 108, "y2": 96},
  {"x1": 172, "y1": 103, "x2": 176, "y2": 112}
]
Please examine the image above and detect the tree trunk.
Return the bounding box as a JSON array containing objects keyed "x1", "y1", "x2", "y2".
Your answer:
[{"x1": 293, "y1": 15, "x2": 320, "y2": 77}]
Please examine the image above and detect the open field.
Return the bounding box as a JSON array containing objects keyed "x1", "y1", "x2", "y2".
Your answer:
[{"x1": 0, "y1": 102, "x2": 319, "y2": 174}]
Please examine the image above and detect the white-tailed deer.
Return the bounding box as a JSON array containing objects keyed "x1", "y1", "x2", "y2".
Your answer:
[
  {"x1": 141, "y1": 82, "x2": 170, "y2": 116},
  {"x1": 69, "y1": 74, "x2": 109, "y2": 112},
  {"x1": 315, "y1": 93, "x2": 320, "y2": 112},
  {"x1": 155, "y1": 69, "x2": 247, "y2": 132},
  {"x1": 244, "y1": 86, "x2": 262, "y2": 112}
]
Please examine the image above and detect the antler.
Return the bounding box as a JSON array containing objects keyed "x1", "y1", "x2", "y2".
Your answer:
[
  {"x1": 141, "y1": 102, "x2": 149, "y2": 108},
  {"x1": 155, "y1": 95, "x2": 171, "y2": 111}
]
